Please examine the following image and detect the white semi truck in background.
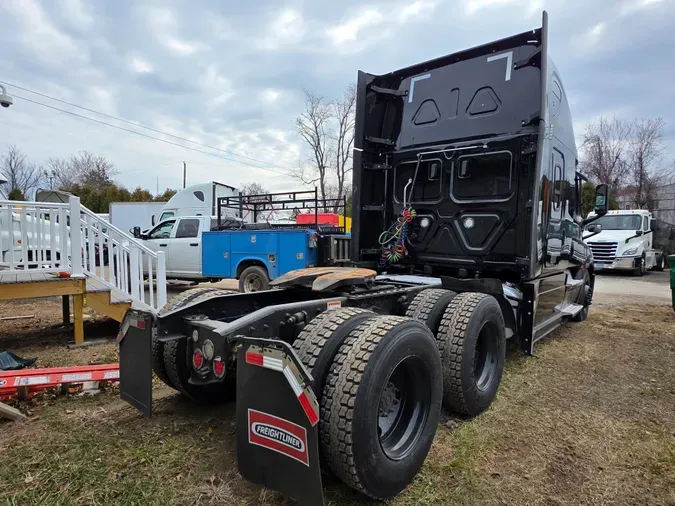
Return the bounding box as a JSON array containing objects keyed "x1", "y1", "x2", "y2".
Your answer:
[
  {"x1": 585, "y1": 209, "x2": 665, "y2": 275},
  {"x1": 110, "y1": 181, "x2": 240, "y2": 235}
]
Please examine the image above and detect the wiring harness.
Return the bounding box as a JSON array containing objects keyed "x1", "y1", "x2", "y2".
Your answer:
[{"x1": 379, "y1": 207, "x2": 417, "y2": 266}]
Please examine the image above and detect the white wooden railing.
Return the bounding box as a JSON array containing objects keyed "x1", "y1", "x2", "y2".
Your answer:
[{"x1": 0, "y1": 196, "x2": 167, "y2": 311}]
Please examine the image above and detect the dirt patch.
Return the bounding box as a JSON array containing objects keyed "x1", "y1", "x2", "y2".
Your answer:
[
  {"x1": 0, "y1": 297, "x2": 119, "y2": 366},
  {"x1": 0, "y1": 299, "x2": 673, "y2": 505}
]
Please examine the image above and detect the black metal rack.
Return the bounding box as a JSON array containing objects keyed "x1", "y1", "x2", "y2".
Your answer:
[{"x1": 217, "y1": 188, "x2": 348, "y2": 233}]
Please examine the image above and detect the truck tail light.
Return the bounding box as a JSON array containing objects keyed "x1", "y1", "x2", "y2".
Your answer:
[
  {"x1": 193, "y1": 348, "x2": 204, "y2": 369},
  {"x1": 213, "y1": 357, "x2": 225, "y2": 378}
]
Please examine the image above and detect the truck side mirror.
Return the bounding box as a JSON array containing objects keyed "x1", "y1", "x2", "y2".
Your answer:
[
  {"x1": 131, "y1": 226, "x2": 141, "y2": 239},
  {"x1": 152, "y1": 216, "x2": 156, "y2": 226},
  {"x1": 635, "y1": 230, "x2": 643, "y2": 237},
  {"x1": 587, "y1": 224, "x2": 602, "y2": 234},
  {"x1": 594, "y1": 184, "x2": 609, "y2": 216}
]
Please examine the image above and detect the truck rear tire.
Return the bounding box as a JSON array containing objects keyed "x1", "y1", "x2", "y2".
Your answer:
[
  {"x1": 157, "y1": 287, "x2": 236, "y2": 392},
  {"x1": 405, "y1": 288, "x2": 457, "y2": 334},
  {"x1": 238, "y1": 265, "x2": 270, "y2": 293},
  {"x1": 320, "y1": 316, "x2": 442, "y2": 499},
  {"x1": 292, "y1": 307, "x2": 376, "y2": 400},
  {"x1": 436, "y1": 292, "x2": 506, "y2": 416}
]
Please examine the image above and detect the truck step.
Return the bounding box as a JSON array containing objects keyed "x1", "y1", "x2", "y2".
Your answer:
[{"x1": 560, "y1": 303, "x2": 584, "y2": 317}]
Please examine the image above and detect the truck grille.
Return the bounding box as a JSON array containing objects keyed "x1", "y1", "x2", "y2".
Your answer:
[{"x1": 588, "y1": 242, "x2": 618, "y2": 262}]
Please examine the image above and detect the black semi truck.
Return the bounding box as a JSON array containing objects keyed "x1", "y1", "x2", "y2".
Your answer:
[{"x1": 117, "y1": 12, "x2": 609, "y2": 505}]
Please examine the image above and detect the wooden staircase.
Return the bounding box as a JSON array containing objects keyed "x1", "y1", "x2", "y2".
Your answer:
[{"x1": 85, "y1": 278, "x2": 132, "y2": 323}]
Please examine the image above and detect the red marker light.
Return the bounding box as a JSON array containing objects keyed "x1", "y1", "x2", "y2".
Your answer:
[
  {"x1": 193, "y1": 349, "x2": 204, "y2": 369},
  {"x1": 213, "y1": 358, "x2": 225, "y2": 378}
]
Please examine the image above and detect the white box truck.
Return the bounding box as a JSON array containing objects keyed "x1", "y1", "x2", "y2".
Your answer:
[{"x1": 109, "y1": 202, "x2": 166, "y2": 235}]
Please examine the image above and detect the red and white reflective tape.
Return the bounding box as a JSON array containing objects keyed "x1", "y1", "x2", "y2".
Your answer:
[
  {"x1": 245, "y1": 351, "x2": 283, "y2": 372},
  {"x1": 245, "y1": 348, "x2": 320, "y2": 426},
  {"x1": 283, "y1": 365, "x2": 320, "y2": 426}
]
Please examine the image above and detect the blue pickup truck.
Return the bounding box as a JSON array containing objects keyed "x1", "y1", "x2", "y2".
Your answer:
[
  {"x1": 132, "y1": 190, "x2": 350, "y2": 291},
  {"x1": 133, "y1": 216, "x2": 349, "y2": 292},
  {"x1": 202, "y1": 226, "x2": 348, "y2": 291}
]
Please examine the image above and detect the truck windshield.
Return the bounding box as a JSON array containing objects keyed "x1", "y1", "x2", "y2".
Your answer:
[{"x1": 588, "y1": 215, "x2": 642, "y2": 231}]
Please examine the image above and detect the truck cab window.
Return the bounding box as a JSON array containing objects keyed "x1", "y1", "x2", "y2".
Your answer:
[
  {"x1": 452, "y1": 152, "x2": 512, "y2": 202},
  {"x1": 643, "y1": 216, "x2": 649, "y2": 232},
  {"x1": 159, "y1": 211, "x2": 174, "y2": 222},
  {"x1": 193, "y1": 191, "x2": 205, "y2": 202},
  {"x1": 149, "y1": 220, "x2": 175, "y2": 239},
  {"x1": 395, "y1": 159, "x2": 443, "y2": 202},
  {"x1": 176, "y1": 219, "x2": 200, "y2": 238}
]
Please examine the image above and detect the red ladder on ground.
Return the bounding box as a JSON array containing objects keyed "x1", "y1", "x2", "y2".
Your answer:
[{"x1": 0, "y1": 363, "x2": 119, "y2": 399}]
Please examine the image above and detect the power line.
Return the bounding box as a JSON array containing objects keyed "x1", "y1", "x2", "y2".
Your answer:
[
  {"x1": 12, "y1": 94, "x2": 289, "y2": 177},
  {"x1": 1, "y1": 80, "x2": 293, "y2": 173}
]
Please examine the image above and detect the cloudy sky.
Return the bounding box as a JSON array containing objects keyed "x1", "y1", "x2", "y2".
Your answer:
[{"x1": 0, "y1": 0, "x2": 673, "y2": 194}]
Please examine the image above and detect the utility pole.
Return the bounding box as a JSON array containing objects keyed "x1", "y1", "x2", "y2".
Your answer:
[{"x1": 183, "y1": 161, "x2": 186, "y2": 189}]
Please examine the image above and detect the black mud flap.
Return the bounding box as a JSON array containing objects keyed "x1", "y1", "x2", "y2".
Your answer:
[
  {"x1": 118, "y1": 310, "x2": 154, "y2": 418},
  {"x1": 236, "y1": 339, "x2": 324, "y2": 506}
]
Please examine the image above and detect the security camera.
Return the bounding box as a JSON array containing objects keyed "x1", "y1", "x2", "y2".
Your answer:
[{"x1": 0, "y1": 85, "x2": 13, "y2": 108}]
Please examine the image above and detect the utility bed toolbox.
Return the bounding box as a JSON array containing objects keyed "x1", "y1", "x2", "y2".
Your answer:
[{"x1": 201, "y1": 228, "x2": 317, "y2": 279}]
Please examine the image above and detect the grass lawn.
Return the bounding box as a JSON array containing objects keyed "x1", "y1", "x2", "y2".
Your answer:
[{"x1": 1, "y1": 302, "x2": 673, "y2": 505}]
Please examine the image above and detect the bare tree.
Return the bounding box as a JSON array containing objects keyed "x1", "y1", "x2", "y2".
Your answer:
[
  {"x1": 580, "y1": 116, "x2": 632, "y2": 187},
  {"x1": 47, "y1": 151, "x2": 117, "y2": 191},
  {"x1": 69, "y1": 150, "x2": 117, "y2": 189},
  {"x1": 46, "y1": 156, "x2": 77, "y2": 190},
  {"x1": 0, "y1": 145, "x2": 43, "y2": 199},
  {"x1": 331, "y1": 83, "x2": 356, "y2": 212},
  {"x1": 240, "y1": 182, "x2": 268, "y2": 196},
  {"x1": 627, "y1": 118, "x2": 673, "y2": 209},
  {"x1": 294, "y1": 90, "x2": 333, "y2": 207}
]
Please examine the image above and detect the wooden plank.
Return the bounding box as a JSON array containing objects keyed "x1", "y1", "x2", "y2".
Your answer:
[
  {"x1": 0, "y1": 401, "x2": 27, "y2": 422},
  {"x1": 15, "y1": 272, "x2": 47, "y2": 283},
  {"x1": 73, "y1": 294, "x2": 85, "y2": 345},
  {"x1": 0, "y1": 273, "x2": 17, "y2": 284},
  {"x1": 0, "y1": 279, "x2": 86, "y2": 301}
]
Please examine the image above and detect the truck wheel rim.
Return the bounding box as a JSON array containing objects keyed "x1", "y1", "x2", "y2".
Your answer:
[
  {"x1": 474, "y1": 322, "x2": 499, "y2": 391},
  {"x1": 244, "y1": 274, "x2": 263, "y2": 292},
  {"x1": 377, "y1": 356, "x2": 431, "y2": 461}
]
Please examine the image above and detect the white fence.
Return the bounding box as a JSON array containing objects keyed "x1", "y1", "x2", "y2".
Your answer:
[{"x1": 0, "y1": 196, "x2": 166, "y2": 311}]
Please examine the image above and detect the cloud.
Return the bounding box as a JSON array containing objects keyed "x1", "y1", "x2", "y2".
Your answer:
[
  {"x1": 257, "y1": 8, "x2": 306, "y2": 50},
  {"x1": 5, "y1": 0, "x2": 84, "y2": 66},
  {"x1": 130, "y1": 56, "x2": 153, "y2": 74},
  {"x1": 0, "y1": 0, "x2": 674, "y2": 197},
  {"x1": 58, "y1": 0, "x2": 94, "y2": 29},
  {"x1": 261, "y1": 89, "x2": 281, "y2": 103},
  {"x1": 145, "y1": 6, "x2": 206, "y2": 56},
  {"x1": 328, "y1": 8, "x2": 384, "y2": 45}
]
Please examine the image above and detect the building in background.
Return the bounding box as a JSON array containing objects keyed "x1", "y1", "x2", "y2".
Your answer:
[{"x1": 616, "y1": 184, "x2": 675, "y2": 225}]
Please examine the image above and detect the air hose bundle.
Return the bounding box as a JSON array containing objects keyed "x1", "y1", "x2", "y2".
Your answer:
[{"x1": 379, "y1": 207, "x2": 417, "y2": 266}]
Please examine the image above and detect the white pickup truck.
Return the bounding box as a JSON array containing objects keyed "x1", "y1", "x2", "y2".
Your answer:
[
  {"x1": 133, "y1": 215, "x2": 225, "y2": 281},
  {"x1": 585, "y1": 209, "x2": 665, "y2": 275}
]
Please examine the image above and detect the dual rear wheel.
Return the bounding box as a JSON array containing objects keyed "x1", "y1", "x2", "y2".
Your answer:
[{"x1": 290, "y1": 289, "x2": 507, "y2": 499}]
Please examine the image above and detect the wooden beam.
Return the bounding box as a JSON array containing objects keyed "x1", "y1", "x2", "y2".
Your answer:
[
  {"x1": 0, "y1": 278, "x2": 85, "y2": 301},
  {"x1": 0, "y1": 401, "x2": 27, "y2": 422},
  {"x1": 73, "y1": 294, "x2": 85, "y2": 345},
  {"x1": 86, "y1": 291, "x2": 130, "y2": 323},
  {"x1": 62, "y1": 295, "x2": 71, "y2": 324}
]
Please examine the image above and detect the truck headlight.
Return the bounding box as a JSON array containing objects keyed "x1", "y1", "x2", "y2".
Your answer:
[{"x1": 623, "y1": 248, "x2": 638, "y2": 256}]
